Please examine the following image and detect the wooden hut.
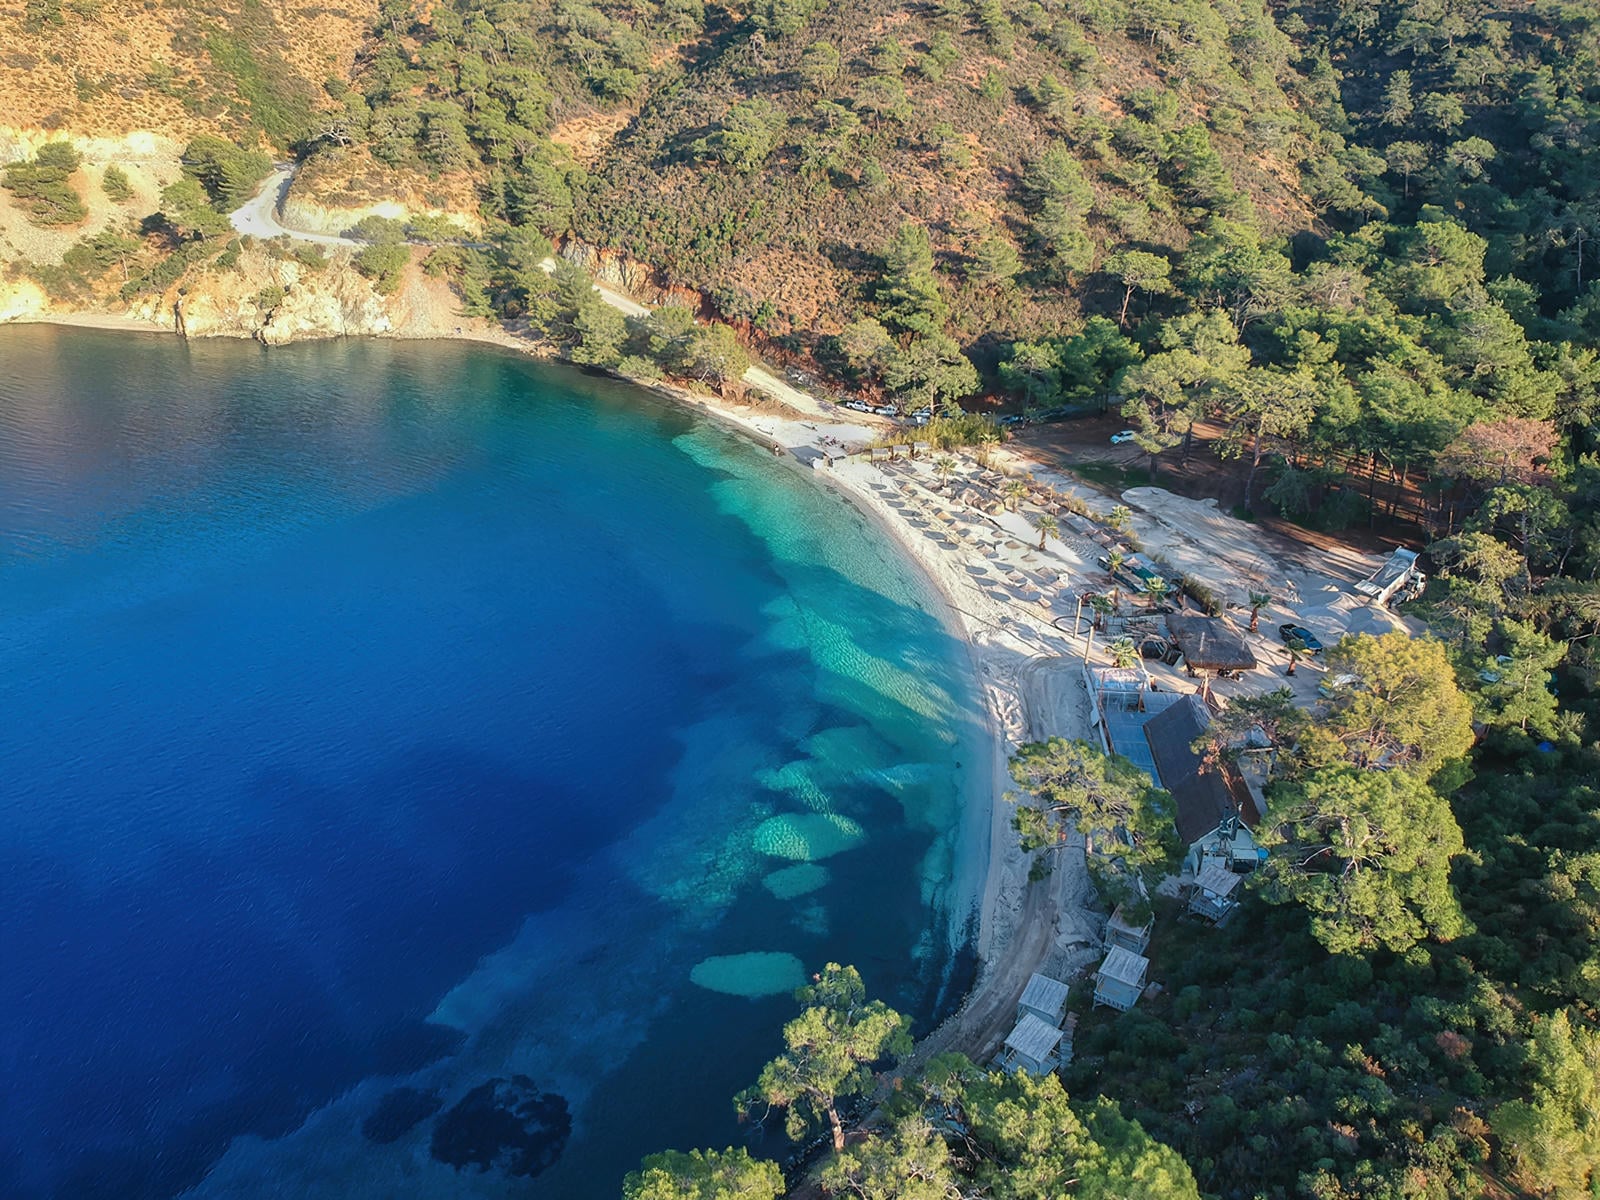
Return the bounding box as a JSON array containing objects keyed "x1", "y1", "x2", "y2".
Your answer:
[
  {"x1": 998, "y1": 1012, "x2": 1065, "y2": 1075},
  {"x1": 1018, "y1": 972, "x2": 1071, "y2": 1026},
  {"x1": 1093, "y1": 946, "x2": 1150, "y2": 1012},
  {"x1": 1105, "y1": 904, "x2": 1153, "y2": 954},
  {"x1": 1188, "y1": 861, "x2": 1244, "y2": 924},
  {"x1": 1164, "y1": 613, "x2": 1258, "y2": 679}
]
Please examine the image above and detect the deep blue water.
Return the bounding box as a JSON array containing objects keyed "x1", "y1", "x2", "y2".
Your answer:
[{"x1": 0, "y1": 328, "x2": 987, "y2": 1199}]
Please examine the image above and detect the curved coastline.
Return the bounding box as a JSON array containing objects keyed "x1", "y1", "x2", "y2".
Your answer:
[{"x1": 18, "y1": 309, "x2": 1099, "y2": 1066}]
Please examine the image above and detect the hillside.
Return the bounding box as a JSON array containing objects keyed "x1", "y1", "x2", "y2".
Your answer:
[
  {"x1": 576, "y1": 0, "x2": 1327, "y2": 344},
  {"x1": 0, "y1": 0, "x2": 374, "y2": 145}
]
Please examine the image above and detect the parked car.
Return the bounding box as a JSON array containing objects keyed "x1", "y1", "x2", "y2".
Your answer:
[
  {"x1": 998, "y1": 414, "x2": 1025, "y2": 427},
  {"x1": 872, "y1": 405, "x2": 898, "y2": 417},
  {"x1": 910, "y1": 406, "x2": 933, "y2": 420},
  {"x1": 843, "y1": 400, "x2": 872, "y2": 413},
  {"x1": 1110, "y1": 429, "x2": 1138, "y2": 444},
  {"x1": 1279, "y1": 623, "x2": 1323, "y2": 654},
  {"x1": 1478, "y1": 654, "x2": 1514, "y2": 683},
  {"x1": 1318, "y1": 672, "x2": 1360, "y2": 698}
]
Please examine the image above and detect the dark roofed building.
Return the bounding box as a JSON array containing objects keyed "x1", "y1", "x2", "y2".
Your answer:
[
  {"x1": 1164, "y1": 614, "x2": 1258, "y2": 675},
  {"x1": 1143, "y1": 694, "x2": 1263, "y2": 847}
]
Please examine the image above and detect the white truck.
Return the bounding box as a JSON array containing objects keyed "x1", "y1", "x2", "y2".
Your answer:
[{"x1": 1355, "y1": 547, "x2": 1425, "y2": 606}]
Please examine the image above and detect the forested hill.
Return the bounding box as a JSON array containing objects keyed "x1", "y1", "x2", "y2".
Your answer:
[
  {"x1": 8, "y1": 0, "x2": 1600, "y2": 404},
  {"x1": 145, "y1": 0, "x2": 1600, "y2": 435}
]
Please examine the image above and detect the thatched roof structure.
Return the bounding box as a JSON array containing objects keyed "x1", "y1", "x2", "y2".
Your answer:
[
  {"x1": 1164, "y1": 614, "x2": 1258, "y2": 673},
  {"x1": 1144, "y1": 695, "x2": 1264, "y2": 845},
  {"x1": 1097, "y1": 946, "x2": 1149, "y2": 989},
  {"x1": 1193, "y1": 861, "x2": 1243, "y2": 900}
]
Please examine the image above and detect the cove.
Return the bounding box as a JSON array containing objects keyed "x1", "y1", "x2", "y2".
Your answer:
[{"x1": 0, "y1": 327, "x2": 988, "y2": 1200}]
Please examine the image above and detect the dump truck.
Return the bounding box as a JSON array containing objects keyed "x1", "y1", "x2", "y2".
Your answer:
[{"x1": 1355, "y1": 547, "x2": 1425, "y2": 606}]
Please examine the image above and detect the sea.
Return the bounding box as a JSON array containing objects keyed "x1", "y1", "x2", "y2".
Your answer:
[{"x1": 0, "y1": 327, "x2": 989, "y2": 1200}]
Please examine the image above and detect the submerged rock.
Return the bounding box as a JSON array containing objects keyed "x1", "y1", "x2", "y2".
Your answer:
[
  {"x1": 361, "y1": 1086, "x2": 443, "y2": 1144},
  {"x1": 429, "y1": 1076, "x2": 571, "y2": 1178},
  {"x1": 752, "y1": 812, "x2": 866, "y2": 862},
  {"x1": 762, "y1": 863, "x2": 831, "y2": 900},
  {"x1": 690, "y1": 951, "x2": 807, "y2": 997}
]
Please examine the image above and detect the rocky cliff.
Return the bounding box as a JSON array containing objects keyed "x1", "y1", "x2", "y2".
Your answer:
[{"x1": 4, "y1": 241, "x2": 469, "y2": 345}]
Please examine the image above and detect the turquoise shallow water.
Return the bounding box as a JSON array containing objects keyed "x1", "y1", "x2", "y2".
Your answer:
[{"x1": 0, "y1": 328, "x2": 988, "y2": 1199}]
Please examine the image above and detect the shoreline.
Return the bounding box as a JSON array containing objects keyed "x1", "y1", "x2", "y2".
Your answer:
[{"x1": 10, "y1": 308, "x2": 1102, "y2": 1062}]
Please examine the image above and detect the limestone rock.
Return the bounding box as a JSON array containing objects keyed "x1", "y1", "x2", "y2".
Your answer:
[{"x1": 0, "y1": 278, "x2": 46, "y2": 322}]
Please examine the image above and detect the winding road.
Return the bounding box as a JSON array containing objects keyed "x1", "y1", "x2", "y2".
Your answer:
[{"x1": 229, "y1": 167, "x2": 363, "y2": 247}]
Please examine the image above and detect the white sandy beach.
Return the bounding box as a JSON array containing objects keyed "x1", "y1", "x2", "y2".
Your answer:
[{"x1": 637, "y1": 386, "x2": 1118, "y2": 1059}]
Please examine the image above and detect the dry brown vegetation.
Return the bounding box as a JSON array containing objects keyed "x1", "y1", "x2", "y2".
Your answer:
[{"x1": 0, "y1": 0, "x2": 374, "y2": 144}]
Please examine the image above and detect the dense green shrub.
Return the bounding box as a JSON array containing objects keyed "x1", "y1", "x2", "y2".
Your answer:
[
  {"x1": 180, "y1": 135, "x2": 272, "y2": 209},
  {"x1": 354, "y1": 243, "x2": 410, "y2": 294},
  {"x1": 100, "y1": 165, "x2": 133, "y2": 203},
  {"x1": 2, "y1": 142, "x2": 86, "y2": 226}
]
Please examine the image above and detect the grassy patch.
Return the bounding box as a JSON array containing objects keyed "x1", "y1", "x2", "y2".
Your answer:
[{"x1": 1069, "y1": 458, "x2": 1152, "y2": 493}]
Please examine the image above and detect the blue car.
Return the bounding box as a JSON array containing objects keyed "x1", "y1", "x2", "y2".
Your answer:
[{"x1": 1279, "y1": 623, "x2": 1323, "y2": 654}]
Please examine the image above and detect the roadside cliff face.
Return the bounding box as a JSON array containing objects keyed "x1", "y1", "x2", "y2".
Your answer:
[
  {"x1": 18, "y1": 243, "x2": 465, "y2": 345},
  {"x1": 283, "y1": 147, "x2": 482, "y2": 238}
]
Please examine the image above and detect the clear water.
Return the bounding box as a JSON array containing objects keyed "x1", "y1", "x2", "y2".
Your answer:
[{"x1": 0, "y1": 328, "x2": 988, "y2": 1200}]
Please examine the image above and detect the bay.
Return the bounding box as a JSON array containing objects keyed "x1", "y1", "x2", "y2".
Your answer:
[{"x1": 0, "y1": 327, "x2": 986, "y2": 1200}]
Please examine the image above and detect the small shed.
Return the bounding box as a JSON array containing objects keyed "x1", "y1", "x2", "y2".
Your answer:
[
  {"x1": 1094, "y1": 946, "x2": 1150, "y2": 1012},
  {"x1": 912, "y1": 440, "x2": 931, "y2": 457},
  {"x1": 998, "y1": 1012, "x2": 1065, "y2": 1075},
  {"x1": 871, "y1": 446, "x2": 891, "y2": 461},
  {"x1": 1164, "y1": 614, "x2": 1258, "y2": 677},
  {"x1": 892, "y1": 443, "x2": 914, "y2": 458},
  {"x1": 1105, "y1": 904, "x2": 1153, "y2": 954},
  {"x1": 1188, "y1": 861, "x2": 1244, "y2": 924},
  {"x1": 1018, "y1": 973, "x2": 1071, "y2": 1027}
]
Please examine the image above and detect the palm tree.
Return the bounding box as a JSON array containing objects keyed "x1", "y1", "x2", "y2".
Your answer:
[
  {"x1": 932, "y1": 454, "x2": 958, "y2": 490},
  {"x1": 1035, "y1": 514, "x2": 1059, "y2": 549},
  {"x1": 1143, "y1": 575, "x2": 1170, "y2": 608},
  {"x1": 1248, "y1": 591, "x2": 1272, "y2": 633},
  {"x1": 1004, "y1": 479, "x2": 1028, "y2": 511},
  {"x1": 974, "y1": 424, "x2": 1002, "y2": 467},
  {"x1": 1285, "y1": 636, "x2": 1307, "y2": 675},
  {"x1": 1106, "y1": 549, "x2": 1126, "y2": 576},
  {"x1": 1089, "y1": 593, "x2": 1114, "y2": 630},
  {"x1": 1107, "y1": 504, "x2": 1132, "y2": 533},
  {"x1": 1109, "y1": 636, "x2": 1140, "y2": 669}
]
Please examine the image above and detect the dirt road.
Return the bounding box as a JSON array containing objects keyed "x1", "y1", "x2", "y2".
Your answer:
[{"x1": 229, "y1": 168, "x2": 363, "y2": 246}]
